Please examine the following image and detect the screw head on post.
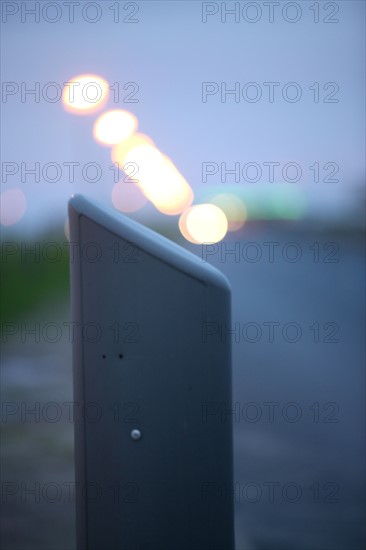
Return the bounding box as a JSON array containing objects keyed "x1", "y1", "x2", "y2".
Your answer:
[{"x1": 130, "y1": 429, "x2": 142, "y2": 441}]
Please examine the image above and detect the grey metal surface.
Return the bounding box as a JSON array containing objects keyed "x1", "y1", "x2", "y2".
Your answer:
[{"x1": 68, "y1": 195, "x2": 234, "y2": 550}]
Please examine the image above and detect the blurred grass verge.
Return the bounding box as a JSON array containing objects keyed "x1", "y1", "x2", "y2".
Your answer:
[{"x1": 1, "y1": 230, "x2": 70, "y2": 325}]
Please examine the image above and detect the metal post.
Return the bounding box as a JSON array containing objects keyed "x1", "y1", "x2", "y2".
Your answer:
[{"x1": 69, "y1": 195, "x2": 234, "y2": 550}]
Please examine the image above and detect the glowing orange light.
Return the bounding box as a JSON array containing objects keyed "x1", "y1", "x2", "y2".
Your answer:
[
  {"x1": 179, "y1": 204, "x2": 228, "y2": 244},
  {"x1": 179, "y1": 208, "x2": 200, "y2": 244},
  {"x1": 123, "y1": 143, "x2": 163, "y2": 183},
  {"x1": 148, "y1": 157, "x2": 194, "y2": 215},
  {"x1": 93, "y1": 109, "x2": 138, "y2": 146},
  {"x1": 62, "y1": 74, "x2": 109, "y2": 115},
  {"x1": 111, "y1": 133, "x2": 155, "y2": 167},
  {"x1": 123, "y1": 146, "x2": 193, "y2": 215},
  {"x1": 0, "y1": 188, "x2": 26, "y2": 226},
  {"x1": 209, "y1": 193, "x2": 247, "y2": 231},
  {"x1": 112, "y1": 134, "x2": 194, "y2": 215},
  {"x1": 111, "y1": 181, "x2": 148, "y2": 213}
]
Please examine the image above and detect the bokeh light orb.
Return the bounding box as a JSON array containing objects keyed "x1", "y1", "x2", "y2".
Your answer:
[
  {"x1": 116, "y1": 143, "x2": 194, "y2": 215},
  {"x1": 111, "y1": 133, "x2": 155, "y2": 167},
  {"x1": 209, "y1": 193, "x2": 247, "y2": 231},
  {"x1": 123, "y1": 143, "x2": 163, "y2": 179},
  {"x1": 147, "y1": 163, "x2": 194, "y2": 216},
  {"x1": 153, "y1": 184, "x2": 194, "y2": 216},
  {"x1": 179, "y1": 204, "x2": 228, "y2": 244},
  {"x1": 0, "y1": 188, "x2": 27, "y2": 226},
  {"x1": 111, "y1": 181, "x2": 148, "y2": 213},
  {"x1": 123, "y1": 147, "x2": 194, "y2": 215},
  {"x1": 93, "y1": 110, "x2": 138, "y2": 146},
  {"x1": 62, "y1": 74, "x2": 109, "y2": 115}
]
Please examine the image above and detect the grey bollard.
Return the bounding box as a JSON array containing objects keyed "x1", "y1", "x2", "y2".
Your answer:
[{"x1": 68, "y1": 195, "x2": 234, "y2": 550}]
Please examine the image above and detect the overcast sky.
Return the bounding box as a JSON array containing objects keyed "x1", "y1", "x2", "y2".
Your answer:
[{"x1": 1, "y1": 1, "x2": 365, "y2": 232}]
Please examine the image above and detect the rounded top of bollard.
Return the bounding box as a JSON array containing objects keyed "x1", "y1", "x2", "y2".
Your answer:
[{"x1": 68, "y1": 194, "x2": 231, "y2": 294}]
